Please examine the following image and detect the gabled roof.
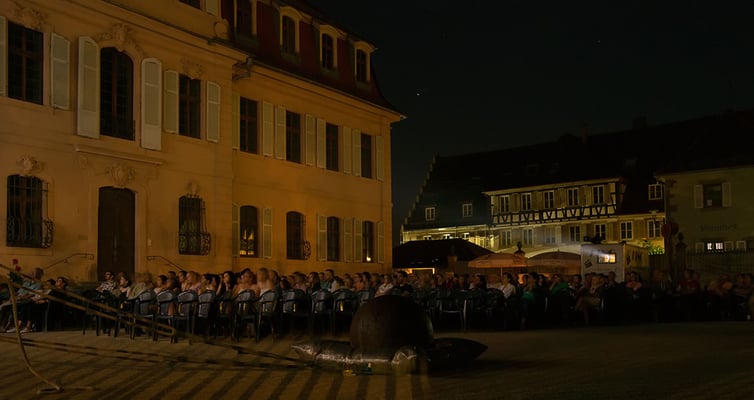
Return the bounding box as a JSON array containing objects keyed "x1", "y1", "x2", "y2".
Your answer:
[{"x1": 404, "y1": 108, "x2": 754, "y2": 228}]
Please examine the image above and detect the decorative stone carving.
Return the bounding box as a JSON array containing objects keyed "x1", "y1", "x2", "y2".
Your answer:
[
  {"x1": 108, "y1": 163, "x2": 134, "y2": 187},
  {"x1": 16, "y1": 155, "x2": 41, "y2": 176},
  {"x1": 187, "y1": 181, "x2": 199, "y2": 196},
  {"x1": 13, "y1": 2, "x2": 47, "y2": 31},
  {"x1": 94, "y1": 23, "x2": 144, "y2": 58},
  {"x1": 215, "y1": 20, "x2": 230, "y2": 40},
  {"x1": 77, "y1": 155, "x2": 89, "y2": 169},
  {"x1": 181, "y1": 58, "x2": 205, "y2": 80}
]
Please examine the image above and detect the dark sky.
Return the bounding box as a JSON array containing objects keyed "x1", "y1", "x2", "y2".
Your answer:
[{"x1": 307, "y1": 1, "x2": 754, "y2": 245}]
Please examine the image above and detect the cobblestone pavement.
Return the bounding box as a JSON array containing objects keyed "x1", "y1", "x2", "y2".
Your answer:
[{"x1": 0, "y1": 321, "x2": 752, "y2": 400}]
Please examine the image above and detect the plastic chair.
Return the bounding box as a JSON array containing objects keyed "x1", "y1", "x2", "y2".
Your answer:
[
  {"x1": 82, "y1": 290, "x2": 114, "y2": 336},
  {"x1": 356, "y1": 289, "x2": 374, "y2": 308},
  {"x1": 114, "y1": 290, "x2": 156, "y2": 340},
  {"x1": 437, "y1": 288, "x2": 467, "y2": 332},
  {"x1": 152, "y1": 290, "x2": 177, "y2": 341},
  {"x1": 310, "y1": 289, "x2": 334, "y2": 336},
  {"x1": 331, "y1": 289, "x2": 359, "y2": 336},
  {"x1": 232, "y1": 289, "x2": 257, "y2": 341},
  {"x1": 253, "y1": 290, "x2": 280, "y2": 342},
  {"x1": 280, "y1": 289, "x2": 310, "y2": 335},
  {"x1": 173, "y1": 290, "x2": 199, "y2": 341},
  {"x1": 195, "y1": 290, "x2": 216, "y2": 338}
]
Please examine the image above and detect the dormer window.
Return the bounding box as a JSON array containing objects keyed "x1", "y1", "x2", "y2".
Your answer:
[
  {"x1": 278, "y1": 7, "x2": 301, "y2": 56},
  {"x1": 221, "y1": 0, "x2": 255, "y2": 39},
  {"x1": 355, "y1": 49, "x2": 367, "y2": 83},
  {"x1": 321, "y1": 34, "x2": 334, "y2": 70},
  {"x1": 352, "y1": 41, "x2": 373, "y2": 85}
]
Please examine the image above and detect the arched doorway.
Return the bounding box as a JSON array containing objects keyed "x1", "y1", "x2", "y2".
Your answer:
[{"x1": 97, "y1": 187, "x2": 135, "y2": 280}]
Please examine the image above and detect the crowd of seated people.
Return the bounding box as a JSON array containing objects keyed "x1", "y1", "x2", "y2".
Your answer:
[{"x1": 3, "y1": 265, "x2": 753, "y2": 337}]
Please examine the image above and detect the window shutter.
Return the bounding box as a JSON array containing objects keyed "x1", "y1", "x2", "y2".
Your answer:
[
  {"x1": 722, "y1": 182, "x2": 732, "y2": 207},
  {"x1": 313, "y1": 27, "x2": 320, "y2": 65},
  {"x1": 205, "y1": 0, "x2": 219, "y2": 15},
  {"x1": 231, "y1": 203, "x2": 239, "y2": 258},
  {"x1": 343, "y1": 217, "x2": 352, "y2": 262},
  {"x1": 353, "y1": 218, "x2": 363, "y2": 262},
  {"x1": 77, "y1": 37, "x2": 99, "y2": 138},
  {"x1": 352, "y1": 129, "x2": 361, "y2": 177},
  {"x1": 231, "y1": 91, "x2": 240, "y2": 149},
  {"x1": 262, "y1": 207, "x2": 273, "y2": 258},
  {"x1": 206, "y1": 81, "x2": 220, "y2": 142},
  {"x1": 375, "y1": 135, "x2": 385, "y2": 181},
  {"x1": 163, "y1": 70, "x2": 179, "y2": 133},
  {"x1": 377, "y1": 221, "x2": 385, "y2": 263},
  {"x1": 141, "y1": 58, "x2": 162, "y2": 150},
  {"x1": 342, "y1": 126, "x2": 352, "y2": 174},
  {"x1": 0, "y1": 17, "x2": 6, "y2": 97},
  {"x1": 305, "y1": 114, "x2": 315, "y2": 166},
  {"x1": 316, "y1": 118, "x2": 326, "y2": 169},
  {"x1": 317, "y1": 214, "x2": 327, "y2": 261},
  {"x1": 693, "y1": 184, "x2": 703, "y2": 209},
  {"x1": 262, "y1": 101, "x2": 274, "y2": 156},
  {"x1": 274, "y1": 105, "x2": 286, "y2": 159},
  {"x1": 51, "y1": 33, "x2": 70, "y2": 110}
]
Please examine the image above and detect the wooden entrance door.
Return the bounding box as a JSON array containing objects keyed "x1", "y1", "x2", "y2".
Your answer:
[{"x1": 97, "y1": 187, "x2": 135, "y2": 280}]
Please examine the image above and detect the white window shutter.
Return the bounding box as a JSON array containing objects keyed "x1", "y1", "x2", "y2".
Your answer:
[
  {"x1": 316, "y1": 118, "x2": 326, "y2": 169},
  {"x1": 375, "y1": 135, "x2": 385, "y2": 181},
  {"x1": 263, "y1": 208, "x2": 273, "y2": 258},
  {"x1": 140, "y1": 58, "x2": 162, "y2": 150},
  {"x1": 274, "y1": 105, "x2": 286, "y2": 159},
  {"x1": 51, "y1": 33, "x2": 70, "y2": 109},
  {"x1": 343, "y1": 217, "x2": 353, "y2": 262},
  {"x1": 305, "y1": 114, "x2": 316, "y2": 166},
  {"x1": 693, "y1": 184, "x2": 703, "y2": 209},
  {"x1": 231, "y1": 91, "x2": 240, "y2": 150},
  {"x1": 352, "y1": 129, "x2": 361, "y2": 177},
  {"x1": 231, "y1": 203, "x2": 239, "y2": 258},
  {"x1": 205, "y1": 0, "x2": 219, "y2": 15},
  {"x1": 206, "y1": 81, "x2": 220, "y2": 142},
  {"x1": 317, "y1": 214, "x2": 327, "y2": 261},
  {"x1": 262, "y1": 101, "x2": 274, "y2": 156},
  {"x1": 377, "y1": 221, "x2": 385, "y2": 263},
  {"x1": 353, "y1": 218, "x2": 363, "y2": 262},
  {"x1": 722, "y1": 182, "x2": 732, "y2": 207},
  {"x1": 342, "y1": 126, "x2": 352, "y2": 174},
  {"x1": 0, "y1": 17, "x2": 6, "y2": 97},
  {"x1": 163, "y1": 70, "x2": 179, "y2": 134},
  {"x1": 77, "y1": 37, "x2": 99, "y2": 138}
]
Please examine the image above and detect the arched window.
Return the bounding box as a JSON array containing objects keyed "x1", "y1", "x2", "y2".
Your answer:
[
  {"x1": 100, "y1": 48, "x2": 134, "y2": 140},
  {"x1": 286, "y1": 211, "x2": 305, "y2": 259},
  {"x1": 239, "y1": 205, "x2": 258, "y2": 257}
]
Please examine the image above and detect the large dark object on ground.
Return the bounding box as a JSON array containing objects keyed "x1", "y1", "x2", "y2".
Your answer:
[
  {"x1": 349, "y1": 294, "x2": 433, "y2": 351},
  {"x1": 292, "y1": 295, "x2": 487, "y2": 374}
]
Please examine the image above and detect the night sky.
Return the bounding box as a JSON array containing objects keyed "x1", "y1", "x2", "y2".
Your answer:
[{"x1": 307, "y1": 1, "x2": 754, "y2": 245}]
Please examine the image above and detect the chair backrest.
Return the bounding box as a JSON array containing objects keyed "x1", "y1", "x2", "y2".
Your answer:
[
  {"x1": 258, "y1": 290, "x2": 279, "y2": 315},
  {"x1": 311, "y1": 289, "x2": 333, "y2": 314},
  {"x1": 176, "y1": 290, "x2": 199, "y2": 317},
  {"x1": 135, "y1": 290, "x2": 156, "y2": 316},
  {"x1": 197, "y1": 291, "x2": 216, "y2": 318},
  {"x1": 234, "y1": 289, "x2": 256, "y2": 316},
  {"x1": 356, "y1": 289, "x2": 374, "y2": 306},
  {"x1": 332, "y1": 289, "x2": 358, "y2": 313},
  {"x1": 281, "y1": 289, "x2": 307, "y2": 314},
  {"x1": 156, "y1": 290, "x2": 177, "y2": 316}
]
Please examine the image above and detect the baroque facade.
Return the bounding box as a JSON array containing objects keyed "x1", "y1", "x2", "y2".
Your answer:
[{"x1": 1, "y1": 0, "x2": 403, "y2": 282}]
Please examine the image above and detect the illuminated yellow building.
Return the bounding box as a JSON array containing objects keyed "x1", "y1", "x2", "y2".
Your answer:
[{"x1": 0, "y1": 0, "x2": 402, "y2": 282}]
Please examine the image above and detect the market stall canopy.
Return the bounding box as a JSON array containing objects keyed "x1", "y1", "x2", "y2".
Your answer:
[
  {"x1": 468, "y1": 252, "x2": 528, "y2": 269},
  {"x1": 393, "y1": 239, "x2": 493, "y2": 269}
]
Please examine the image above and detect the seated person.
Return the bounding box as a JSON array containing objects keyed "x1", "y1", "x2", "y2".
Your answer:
[
  {"x1": 1, "y1": 267, "x2": 44, "y2": 331},
  {"x1": 13, "y1": 277, "x2": 70, "y2": 333}
]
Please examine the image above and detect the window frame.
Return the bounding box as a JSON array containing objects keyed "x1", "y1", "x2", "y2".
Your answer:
[
  {"x1": 178, "y1": 74, "x2": 201, "y2": 139},
  {"x1": 239, "y1": 96, "x2": 258, "y2": 154},
  {"x1": 620, "y1": 221, "x2": 633, "y2": 240},
  {"x1": 178, "y1": 195, "x2": 210, "y2": 255},
  {"x1": 239, "y1": 205, "x2": 258, "y2": 257},
  {"x1": 7, "y1": 21, "x2": 43, "y2": 105},
  {"x1": 286, "y1": 211, "x2": 305, "y2": 260},
  {"x1": 461, "y1": 202, "x2": 473, "y2": 218},
  {"x1": 362, "y1": 220, "x2": 374, "y2": 262},
  {"x1": 100, "y1": 47, "x2": 134, "y2": 140},
  {"x1": 285, "y1": 110, "x2": 301, "y2": 163},
  {"x1": 6, "y1": 175, "x2": 52, "y2": 248},
  {"x1": 543, "y1": 190, "x2": 555, "y2": 209},
  {"x1": 648, "y1": 183, "x2": 663, "y2": 200},
  {"x1": 326, "y1": 216, "x2": 340, "y2": 261},
  {"x1": 360, "y1": 132, "x2": 372, "y2": 178},
  {"x1": 647, "y1": 220, "x2": 661, "y2": 238},
  {"x1": 569, "y1": 226, "x2": 581, "y2": 243},
  {"x1": 424, "y1": 207, "x2": 436, "y2": 221},
  {"x1": 567, "y1": 188, "x2": 579, "y2": 207},
  {"x1": 594, "y1": 223, "x2": 606, "y2": 241},
  {"x1": 521, "y1": 193, "x2": 532, "y2": 211},
  {"x1": 325, "y1": 123, "x2": 339, "y2": 171},
  {"x1": 592, "y1": 185, "x2": 605, "y2": 204}
]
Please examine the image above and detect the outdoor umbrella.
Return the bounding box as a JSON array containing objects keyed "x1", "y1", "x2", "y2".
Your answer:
[
  {"x1": 467, "y1": 252, "x2": 528, "y2": 274},
  {"x1": 526, "y1": 250, "x2": 581, "y2": 275}
]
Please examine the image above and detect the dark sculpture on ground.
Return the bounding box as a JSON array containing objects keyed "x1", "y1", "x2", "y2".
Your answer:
[{"x1": 291, "y1": 295, "x2": 487, "y2": 374}]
